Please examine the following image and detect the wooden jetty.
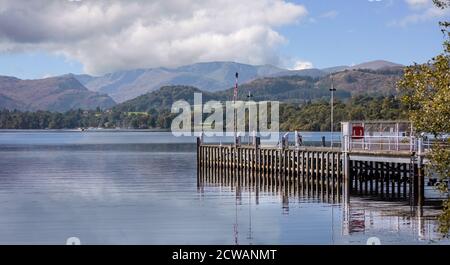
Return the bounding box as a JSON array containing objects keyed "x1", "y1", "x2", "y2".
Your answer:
[{"x1": 197, "y1": 121, "x2": 430, "y2": 206}]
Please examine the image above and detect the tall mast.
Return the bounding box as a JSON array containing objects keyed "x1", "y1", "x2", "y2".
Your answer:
[
  {"x1": 330, "y1": 75, "x2": 336, "y2": 148},
  {"x1": 234, "y1": 72, "x2": 239, "y2": 139},
  {"x1": 233, "y1": 72, "x2": 239, "y2": 245}
]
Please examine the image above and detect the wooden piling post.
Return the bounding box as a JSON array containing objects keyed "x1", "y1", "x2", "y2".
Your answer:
[
  {"x1": 331, "y1": 152, "x2": 335, "y2": 198},
  {"x1": 315, "y1": 152, "x2": 319, "y2": 196},
  {"x1": 306, "y1": 151, "x2": 310, "y2": 195},
  {"x1": 413, "y1": 161, "x2": 425, "y2": 207},
  {"x1": 337, "y1": 154, "x2": 342, "y2": 198}
]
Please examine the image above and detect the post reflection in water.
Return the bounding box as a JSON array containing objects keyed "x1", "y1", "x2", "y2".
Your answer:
[{"x1": 197, "y1": 163, "x2": 447, "y2": 244}]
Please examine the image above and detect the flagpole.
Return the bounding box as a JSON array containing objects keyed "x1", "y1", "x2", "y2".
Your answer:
[
  {"x1": 234, "y1": 72, "x2": 239, "y2": 143},
  {"x1": 233, "y1": 72, "x2": 239, "y2": 245}
]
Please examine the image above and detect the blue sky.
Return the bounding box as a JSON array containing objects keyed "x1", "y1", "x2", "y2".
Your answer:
[
  {"x1": 0, "y1": 0, "x2": 448, "y2": 79},
  {"x1": 280, "y1": 0, "x2": 448, "y2": 69}
]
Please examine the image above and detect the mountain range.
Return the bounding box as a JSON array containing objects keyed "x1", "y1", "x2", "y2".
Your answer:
[
  {"x1": 74, "y1": 62, "x2": 285, "y2": 102},
  {"x1": 0, "y1": 60, "x2": 404, "y2": 112},
  {"x1": 75, "y1": 60, "x2": 403, "y2": 103}
]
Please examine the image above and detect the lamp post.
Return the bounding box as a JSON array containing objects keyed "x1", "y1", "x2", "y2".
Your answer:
[
  {"x1": 234, "y1": 72, "x2": 239, "y2": 144},
  {"x1": 330, "y1": 75, "x2": 336, "y2": 148},
  {"x1": 247, "y1": 90, "x2": 253, "y2": 145}
]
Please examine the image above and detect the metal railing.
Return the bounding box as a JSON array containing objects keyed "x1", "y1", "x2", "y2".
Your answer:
[{"x1": 342, "y1": 135, "x2": 434, "y2": 153}]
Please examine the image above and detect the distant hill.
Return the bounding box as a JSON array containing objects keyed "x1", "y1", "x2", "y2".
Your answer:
[
  {"x1": 317, "y1": 67, "x2": 403, "y2": 95},
  {"x1": 219, "y1": 67, "x2": 402, "y2": 102},
  {"x1": 321, "y1": 65, "x2": 350, "y2": 73},
  {"x1": 215, "y1": 76, "x2": 351, "y2": 103},
  {"x1": 115, "y1": 67, "x2": 403, "y2": 112},
  {"x1": 320, "y1": 60, "x2": 402, "y2": 73},
  {"x1": 349, "y1": 60, "x2": 403, "y2": 70},
  {"x1": 0, "y1": 75, "x2": 115, "y2": 112},
  {"x1": 113, "y1": 85, "x2": 217, "y2": 113}
]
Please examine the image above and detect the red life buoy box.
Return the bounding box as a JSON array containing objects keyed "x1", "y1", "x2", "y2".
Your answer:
[{"x1": 352, "y1": 125, "x2": 364, "y2": 139}]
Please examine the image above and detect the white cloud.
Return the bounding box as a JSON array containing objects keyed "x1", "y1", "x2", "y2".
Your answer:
[
  {"x1": 389, "y1": 0, "x2": 450, "y2": 26},
  {"x1": 320, "y1": 10, "x2": 339, "y2": 19},
  {"x1": 405, "y1": 0, "x2": 430, "y2": 9},
  {"x1": 398, "y1": 8, "x2": 449, "y2": 26},
  {"x1": 291, "y1": 60, "x2": 313, "y2": 70},
  {"x1": 41, "y1": 73, "x2": 55, "y2": 79},
  {"x1": 0, "y1": 0, "x2": 308, "y2": 75}
]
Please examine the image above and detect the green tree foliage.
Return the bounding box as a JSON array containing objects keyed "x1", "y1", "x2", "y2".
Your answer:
[
  {"x1": 279, "y1": 96, "x2": 407, "y2": 131},
  {"x1": 0, "y1": 109, "x2": 172, "y2": 130},
  {"x1": 0, "y1": 95, "x2": 406, "y2": 131},
  {"x1": 398, "y1": 0, "x2": 450, "y2": 236}
]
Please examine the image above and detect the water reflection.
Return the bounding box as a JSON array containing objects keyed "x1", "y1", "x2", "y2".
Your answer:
[{"x1": 198, "y1": 166, "x2": 448, "y2": 244}]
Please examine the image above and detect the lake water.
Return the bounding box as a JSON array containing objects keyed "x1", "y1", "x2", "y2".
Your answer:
[{"x1": 0, "y1": 130, "x2": 448, "y2": 245}]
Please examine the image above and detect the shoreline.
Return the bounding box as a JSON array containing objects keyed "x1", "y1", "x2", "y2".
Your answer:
[{"x1": 0, "y1": 128, "x2": 171, "y2": 133}]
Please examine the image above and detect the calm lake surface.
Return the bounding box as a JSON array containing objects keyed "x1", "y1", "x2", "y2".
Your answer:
[{"x1": 0, "y1": 130, "x2": 448, "y2": 245}]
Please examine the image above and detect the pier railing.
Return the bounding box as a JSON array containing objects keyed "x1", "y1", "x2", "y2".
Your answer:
[{"x1": 342, "y1": 135, "x2": 436, "y2": 154}]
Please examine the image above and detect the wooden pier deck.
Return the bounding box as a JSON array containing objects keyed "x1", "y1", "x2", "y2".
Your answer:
[{"x1": 197, "y1": 138, "x2": 427, "y2": 206}]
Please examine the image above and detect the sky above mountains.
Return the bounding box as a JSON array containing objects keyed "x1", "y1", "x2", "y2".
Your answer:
[{"x1": 0, "y1": 0, "x2": 448, "y2": 79}]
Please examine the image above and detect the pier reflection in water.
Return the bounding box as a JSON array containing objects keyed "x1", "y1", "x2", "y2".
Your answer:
[{"x1": 198, "y1": 165, "x2": 448, "y2": 244}]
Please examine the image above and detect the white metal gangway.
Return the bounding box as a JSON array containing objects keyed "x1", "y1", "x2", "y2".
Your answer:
[{"x1": 340, "y1": 121, "x2": 436, "y2": 153}]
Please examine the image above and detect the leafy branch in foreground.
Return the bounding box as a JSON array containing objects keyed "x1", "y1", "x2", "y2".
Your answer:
[{"x1": 398, "y1": 0, "x2": 450, "y2": 235}]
